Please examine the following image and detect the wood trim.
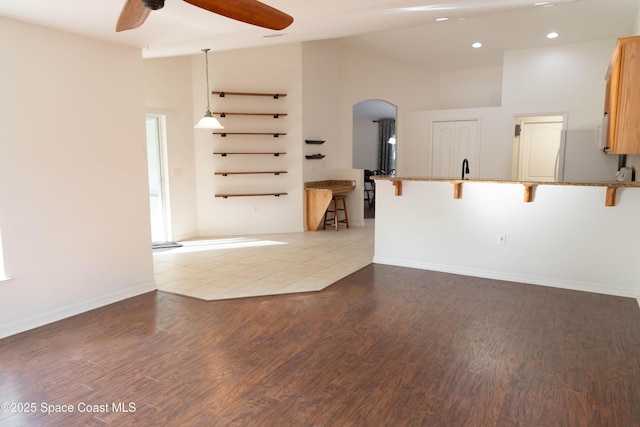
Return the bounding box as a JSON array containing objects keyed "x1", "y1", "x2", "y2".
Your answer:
[
  {"x1": 453, "y1": 182, "x2": 462, "y2": 199},
  {"x1": 391, "y1": 180, "x2": 403, "y2": 196},
  {"x1": 523, "y1": 183, "x2": 535, "y2": 203},
  {"x1": 606, "y1": 186, "x2": 617, "y2": 206}
]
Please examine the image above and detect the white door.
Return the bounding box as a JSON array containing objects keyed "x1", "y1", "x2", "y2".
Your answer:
[
  {"x1": 517, "y1": 119, "x2": 563, "y2": 182},
  {"x1": 432, "y1": 120, "x2": 480, "y2": 179},
  {"x1": 146, "y1": 115, "x2": 169, "y2": 244}
]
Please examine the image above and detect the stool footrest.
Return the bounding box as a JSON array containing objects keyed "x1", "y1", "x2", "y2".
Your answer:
[{"x1": 323, "y1": 195, "x2": 350, "y2": 231}]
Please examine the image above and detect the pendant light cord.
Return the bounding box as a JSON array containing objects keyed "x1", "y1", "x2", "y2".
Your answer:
[{"x1": 202, "y1": 48, "x2": 211, "y2": 112}]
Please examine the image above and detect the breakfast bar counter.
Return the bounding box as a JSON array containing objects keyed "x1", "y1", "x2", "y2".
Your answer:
[
  {"x1": 372, "y1": 176, "x2": 640, "y2": 206},
  {"x1": 305, "y1": 180, "x2": 356, "y2": 231},
  {"x1": 370, "y1": 176, "x2": 640, "y2": 299}
]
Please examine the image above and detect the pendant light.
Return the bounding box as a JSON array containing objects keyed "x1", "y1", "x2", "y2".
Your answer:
[{"x1": 194, "y1": 48, "x2": 224, "y2": 129}]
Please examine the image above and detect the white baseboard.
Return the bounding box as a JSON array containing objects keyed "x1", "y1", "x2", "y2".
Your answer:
[
  {"x1": 373, "y1": 256, "x2": 640, "y2": 300},
  {"x1": 171, "y1": 232, "x2": 199, "y2": 242},
  {"x1": 0, "y1": 281, "x2": 157, "y2": 340}
]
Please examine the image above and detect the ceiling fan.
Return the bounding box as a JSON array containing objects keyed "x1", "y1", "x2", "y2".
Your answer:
[{"x1": 116, "y1": 0, "x2": 294, "y2": 32}]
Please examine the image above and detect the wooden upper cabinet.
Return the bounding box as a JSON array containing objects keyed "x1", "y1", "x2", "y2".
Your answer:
[{"x1": 604, "y1": 36, "x2": 640, "y2": 154}]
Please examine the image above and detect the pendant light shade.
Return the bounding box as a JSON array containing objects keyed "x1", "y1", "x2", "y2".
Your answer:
[
  {"x1": 194, "y1": 48, "x2": 224, "y2": 130},
  {"x1": 194, "y1": 110, "x2": 223, "y2": 129}
]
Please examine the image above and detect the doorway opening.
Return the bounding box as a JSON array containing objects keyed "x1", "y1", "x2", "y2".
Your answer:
[
  {"x1": 352, "y1": 100, "x2": 397, "y2": 219},
  {"x1": 146, "y1": 114, "x2": 171, "y2": 244},
  {"x1": 512, "y1": 114, "x2": 565, "y2": 181}
]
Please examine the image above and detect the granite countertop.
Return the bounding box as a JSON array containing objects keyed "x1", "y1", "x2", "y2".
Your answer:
[
  {"x1": 304, "y1": 180, "x2": 356, "y2": 191},
  {"x1": 371, "y1": 176, "x2": 640, "y2": 188}
]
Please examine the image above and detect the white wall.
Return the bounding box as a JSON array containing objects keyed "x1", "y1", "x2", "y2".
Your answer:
[
  {"x1": 502, "y1": 39, "x2": 615, "y2": 129},
  {"x1": 300, "y1": 41, "x2": 370, "y2": 228},
  {"x1": 301, "y1": 41, "x2": 344, "y2": 184},
  {"x1": 374, "y1": 180, "x2": 640, "y2": 299},
  {"x1": 143, "y1": 56, "x2": 199, "y2": 241},
  {"x1": 194, "y1": 44, "x2": 304, "y2": 236},
  {"x1": 0, "y1": 17, "x2": 156, "y2": 338},
  {"x1": 352, "y1": 119, "x2": 378, "y2": 170},
  {"x1": 340, "y1": 49, "x2": 439, "y2": 171},
  {"x1": 436, "y1": 66, "x2": 503, "y2": 110}
]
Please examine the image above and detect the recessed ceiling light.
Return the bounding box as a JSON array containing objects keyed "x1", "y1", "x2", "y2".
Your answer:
[
  {"x1": 533, "y1": 1, "x2": 550, "y2": 5},
  {"x1": 471, "y1": 42, "x2": 483, "y2": 48},
  {"x1": 547, "y1": 32, "x2": 559, "y2": 39},
  {"x1": 436, "y1": 17, "x2": 449, "y2": 21},
  {"x1": 263, "y1": 33, "x2": 287, "y2": 38}
]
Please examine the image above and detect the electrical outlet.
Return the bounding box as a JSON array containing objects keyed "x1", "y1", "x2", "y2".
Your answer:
[{"x1": 498, "y1": 234, "x2": 507, "y2": 245}]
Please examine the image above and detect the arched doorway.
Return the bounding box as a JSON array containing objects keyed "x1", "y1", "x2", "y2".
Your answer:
[{"x1": 352, "y1": 99, "x2": 397, "y2": 218}]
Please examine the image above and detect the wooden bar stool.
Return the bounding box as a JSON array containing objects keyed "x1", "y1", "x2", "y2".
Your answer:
[{"x1": 323, "y1": 195, "x2": 349, "y2": 231}]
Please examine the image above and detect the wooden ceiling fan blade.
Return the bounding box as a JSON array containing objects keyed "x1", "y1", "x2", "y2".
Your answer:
[
  {"x1": 116, "y1": 0, "x2": 152, "y2": 32},
  {"x1": 184, "y1": 0, "x2": 293, "y2": 30}
]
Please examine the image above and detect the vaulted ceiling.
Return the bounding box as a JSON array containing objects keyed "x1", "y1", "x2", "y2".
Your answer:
[{"x1": 0, "y1": 0, "x2": 637, "y2": 71}]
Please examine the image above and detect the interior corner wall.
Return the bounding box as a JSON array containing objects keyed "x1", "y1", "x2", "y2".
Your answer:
[
  {"x1": 143, "y1": 56, "x2": 199, "y2": 241},
  {"x1": 193, "y1": 44, "x2": 304, "y2": 236},
  {"x1": 0, "y1": 17, "x2": 156, "y2": 339}
]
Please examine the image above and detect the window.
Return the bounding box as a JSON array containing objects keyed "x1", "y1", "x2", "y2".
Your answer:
[{"x1": 146, "y1": 114, "x2": 170, "y2": 244}]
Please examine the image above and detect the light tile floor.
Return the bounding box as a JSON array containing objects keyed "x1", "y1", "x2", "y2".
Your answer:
[{"x1": 154, "y1": 219, "x2": 374, "y2": 301}]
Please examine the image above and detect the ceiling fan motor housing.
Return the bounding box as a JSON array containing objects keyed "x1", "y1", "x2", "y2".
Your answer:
[{"x1": 142, "y1": 0, "x2": 165, "y2": 10}]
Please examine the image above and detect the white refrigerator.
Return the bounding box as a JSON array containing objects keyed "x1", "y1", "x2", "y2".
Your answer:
[{"x1": 557, "y1": 129, "x2": 619, "y2": 182}]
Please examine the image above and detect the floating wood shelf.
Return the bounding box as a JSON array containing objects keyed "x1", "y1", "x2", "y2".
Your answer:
[
  {"x1": 213, "y1": 112, "x2": 287, "y2": 118},
  {"x1": 215, "y1": 192, "x2": 288, "y2": 198},
  {"x1": 212, "y1": 132, "x2": 286, "y2": 137},
  {"x1": 212, "y1": 91, "x2": 287, "y2": 99},
  {"x1": 214, "y1": 152, "x2": 286, "y2": 156},
  {"x1": 215, "y1": 171, "x2": 287, "y2": 176}
]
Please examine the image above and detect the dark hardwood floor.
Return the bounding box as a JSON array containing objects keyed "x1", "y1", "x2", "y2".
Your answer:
[{"x1": 1, "y1": 264, "x2": 639, "y2": 426}]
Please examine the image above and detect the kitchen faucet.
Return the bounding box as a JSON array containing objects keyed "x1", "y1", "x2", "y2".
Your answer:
[{"x1": 461, "y1": 158, "x2": 470, "y2": 180}]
